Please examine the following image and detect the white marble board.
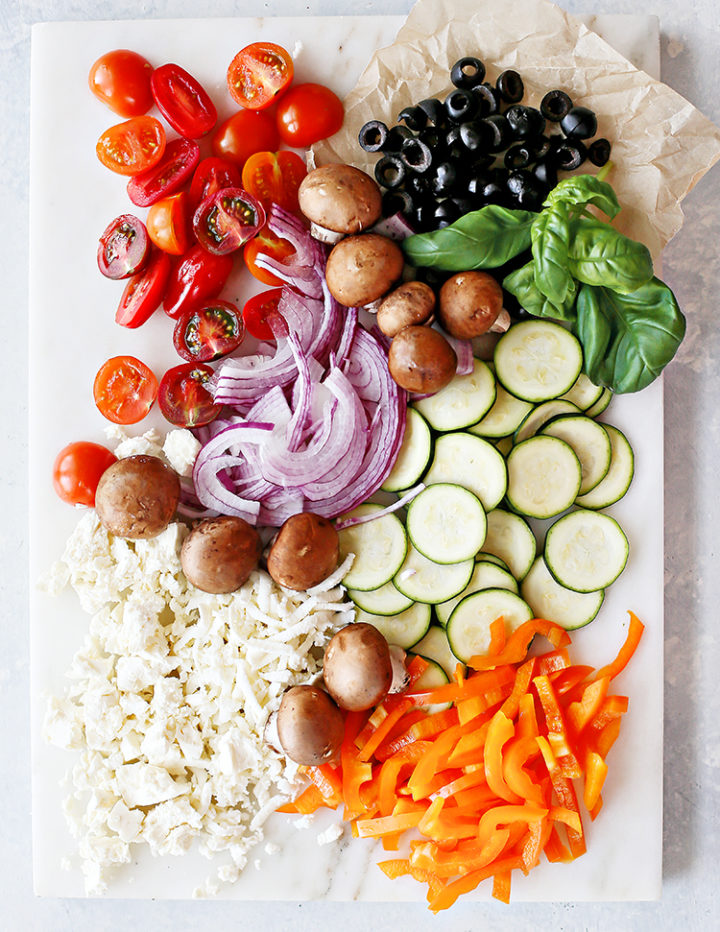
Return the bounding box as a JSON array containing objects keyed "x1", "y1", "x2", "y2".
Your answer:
[{"x1": 29, "y1": 14, "x2": 663, "y2": 902}]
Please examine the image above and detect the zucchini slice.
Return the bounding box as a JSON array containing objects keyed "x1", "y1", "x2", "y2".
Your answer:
[
  {"x1": 338, "y1": 504, "x2": 407, "y2": 591},
  {"x1": 381, "y1": 408, "x2": 433, "y2": 493},
  {"x1": 540, "y1": 415, "x2": 612, "y2": 495},
  {"x1": 355, "y1": 603, "x2": 432, "y2": 650},
  {"x1": 469, "y1": 380, "x2": 534, "y2": 439},
  {"x1": 483, "y1": 508, "x2": 537, "y2": 581},
  {"x1": 413, "y1": 358, "x2": 496, "y2": 431},
  {"x1": 435, "y1": 560, "x2": 518, "y2": 627},
  {"x1": 406, "y1": 483, "x2": 487, "y2": 564},
  {"x1": 514, "y1": 399, "x2": 581, "y2": 444},
  {"x1": 558, "y1": 372, "x2": 604, "y2": 411},
  {"x1": 585, "y1": 387, "x2": 613, "y2": 418},
  {"x1": 494, "y1": 320, "x2": 583, "y2": 403},
  {"x1": 347, "y1": 580, "x2": 414, "y2": 616},
  {"x1": 393, "y1": 546, "x2": 475, "y2": 604},
  {"x1": 520, "y1": 556, "x2": 604, "y2": 630},
  {"x1": 423, "y1": 432, "x2": 507, "y2": 511},
  {"x1": 446, "y1": 589, "x2": 534, "y2": 663},
  {"x1": 575, "y1": 425, "x2": 634, "y2": 509},
  {"x1": 544, "y1": 509, "x2": 629, "y2": 592},
  {"x1": 506, "y1": 435, "x2": 582, "y2": 519},
  {"x1": 413, "y1": 625, "x2": 463, "y2": 678}
]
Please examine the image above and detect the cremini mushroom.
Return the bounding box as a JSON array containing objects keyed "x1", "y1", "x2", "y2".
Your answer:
[
  {"x1": 376, "y1": 280, "x2": 436, "y2": 338},
  {"x1": 325, "y1": 233, "x2": 404, "y2": 309},
  {"x1": 438, "y1": 270, "x2": 510, "y2": 339},
  {"x1": 298, "y1": 163, "x2": 383, "y2": 244}
]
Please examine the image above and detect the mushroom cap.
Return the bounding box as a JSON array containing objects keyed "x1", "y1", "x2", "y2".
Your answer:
[
  {"x1": 438, "y1": 271, "x2": 503, "y2": 339},
  {"x1": 325, "y1": 233, "x2": 405, "y2": 307},
  {"x1": 377, "y1": 280, "x2": 436, "y2": 337},
  {"x1": 298, "y1": 164, "x2": 382, "y2": 234}
]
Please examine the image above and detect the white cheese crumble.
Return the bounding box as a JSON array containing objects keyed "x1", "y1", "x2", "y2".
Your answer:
[{"x1": 43, "y1": 511, "x2": 355, "y2": 896}]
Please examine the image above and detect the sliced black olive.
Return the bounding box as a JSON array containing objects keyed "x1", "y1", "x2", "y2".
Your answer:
[
  {"x1": 401, "y1": 137, "x2": 433, "y2": 173},
  {"x1": 413, "y1": 200, "x2": 437, "y2": 232},
  {"x1": 444, "y1": 88, "x2": 479, "y2": 124},
  {"x1": 480, "y1": 181, "x2": 506, "y2": 205},
  {"x1": 383, "y1": 125, "x2": 415, "y2": 152},
  {"x1": 469, "y1": 152, "x2": 495, "y2": 171},
  {"x1": 496, "y1": 70, "x2": 524, "y2": 104},
  {"x1": 417, "y1": 97, "x2": 446, "y2": 127},
  {"x1": 507, "y1": 170, "x2": 545, "y2": 211},
  {"x1": 473, "y1": 83, "x2": 501, "y2": 116},
  {"x1": 481, "y1": 114, "x2": 512, "y2": 152},
  {"x1": 358, "y1": 120, "x2": 389, "y2": 153},
  {"x1": 430, "y1": 161, "x2": 459, "y2": 197},
  {"x1": 418, "y1": 126, "x2": 445, "y2": 155},
  {"x1": 551, "y1": 139, "x2": 588, "y2": 171},
  {"x1": 382, "y1": 189, "x2": 414, "y2": 217},
  {"x1": 560, "y1": 106, "x2": 598, "y2": 140},
  {"x1": 407, "y1": 173, "x2": 432, "y2": 198},
  {"x1": 504, "y1": 144, "x2": 532, "y2": 170},
  {"x1": 451, "y1": 196, "x2": 477, "y2": 215},
  {"x1": 532, "y1": 157, "x2": 558, "y2": 190},
  {"x1": 505, "y1": 105, "x2": 546, "y2": 141},
  {"x1": 398, "y1": 105, "x2": 428, "y2": 132},
  {"x1": 450, "y1": 56, "x2": 486, "y2": 90},
  {"x1": 374, "y1": 155, "x2": 407, "y2": 189},
  {"x1": 588, "y1": 137, "x2": 612, "y2": 167},
  {"x1": 445, "y1": 126, "x2": 466, "y2": 160},
  {"x1": 529, "y1": 134, "x2": 552, "y2": 161},
  {"x1": 467, "y1": 169, "x2": 493, "y2": 198},
  {"x1": 432, "y1": 199, "x2": 461, "y2": 228},
  {"x1": 459, "y1": 120, "x2": 494, "y2": 153},
  {"x1": 541, "y1": 90, "x2": 572, "y2": 122}
]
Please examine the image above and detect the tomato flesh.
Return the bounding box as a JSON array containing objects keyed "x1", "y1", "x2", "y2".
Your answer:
[
  {"x1": 212, "y1": 109, "x2": 280, "y2": 167},
  {"x1": 127, "y1": 137, "x2": 200, "y2": 207},
  {"x1": 241, "y1": 150, "x2": 307, "y2": 215},
  {"x1": 163, "y1": 244, "x2": 234, "y2": 319},
  {"x1": 115, "y1": 248, "x2": 171, "y2": 329},
  {"x1": 151, "y1": 63, "x2": 217, "y2": 138},
  {"x1": 93, "y1": 355, "x2": 158, "y2": 425},
  {"x1": 189, "y1": 157, "x2": 242, "y2": 214},
  {"x1": 227, "y1": 42, "x2": 293, "y2": 110},
  {"x1": 96, "y1": 115, "x2": 166, "y2": 176},
  {"x1": 173, "y1": 300, "x2": 245, "y2": 363},
  {"x1": 244, "y1": 227, "x2": 296, "y2": 286},
  {"x1": 97, "y1": 213, "x2": 150, "y2": 279},
  {"x1": 158, "y1": 363, "x2": 222, "y2": 428},
  {"x1": 88, "y1": 49, "x2": 154, "y2": 117},
  {"x1": 193, "y1": 186, "x2": 265, "y2": 256},
  {"x1": 276, "y1": 83, "x2": 344, "y2": 147},
  {"x1": 242, "y1": 288, "x2": 284, "y2": 341},
  {"x1": 53, "y1": 441, "x2": 118, "y2": 507},
  {"x1": 146, "y1": 192, "x2": 191, "y2": 255}
]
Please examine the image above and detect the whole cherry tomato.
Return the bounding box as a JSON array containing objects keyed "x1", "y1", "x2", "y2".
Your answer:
[
  {"x1": 163, "y1": 244, "x2": 234, "y2": 319},
  {"x1": 96, "y1": 115, "x2": 166, "y2": 176},
  {"x1": 127, "y1": 137, "x2": 200, "y2": 207},
  {"x1": 115, "y1": 248, "x2": 171, "y2": 328},
  {"x1": 151, "y1": 63, "x2": 217, "y2": 138},
  {"x1": 88, "y1": 49, "x2": 154, "y2": 117},
  {"x1": 241, "y1": 150, "x2": 307, "y2": 214},
  {"x1": 193, "y1": 187, "x2": 265, "y2": 256},
  {"x1": 189, "y1": 157, "x2": 242, "y2": 214},
  {"x1": 53, "y1": 441, "x2": 118, "y2": 506},
  {"x1": 226, "y1": 42, "x2": 293, "y2": 110},
  {"x1": 158, "y1": 363, "x2": 222, "y2": 428},
  {"x1": 97, "y1": 214, "x2": 150, "y2": 280},
  {"x1": 173, "y1": 300, "x2": 245, "y2": 362},
  {"x1": 276, "y1": 83, "x2": 344, "y2": 147},
  {"x1": 211, "y1": 109, "x2": 280, "y2": 167},
  {"x1": 242, "y1": 288, "x2": 284, "y2": 341},
  {"x1": 146, "y1": 192, "x2": 191, "y2": 255},
  {"x1": 93, "y1": 355, "x2": 158, "y2": 424},
  {"x1": 244, "y1": 227, "x2": 295, "y2": 285}
]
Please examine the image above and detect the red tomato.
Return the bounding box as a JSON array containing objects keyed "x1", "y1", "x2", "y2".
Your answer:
[
  {"x1": 193, "y1": 187, "x2": 265, "y2": 256},
  {"x1": 276, "y1": 83, "x2": 344, "y2": 147},
  {"x1": 173, "y1": 300, "x2": 245, "y2": 363},
  {"x1": 226, "y1": 42, "x2": 293, "y2": 110},
  {"x1": 189, "y1": 157, "x2": 242, "y2": 214},
  {"x1": 93, "y1": 356, "x2": 158, "y2": 425},
  {"x1": 244, "y1": 227, "x2": 296, "y2": 285},
  {"x1": 88, "y1": 49, "x2": 154, "y2": 117},
  {"x1": 96, "y1": 115, "x2": 166, "y2": 176},
  {"x1": 127, "y1": 137, "x2": 200, "y2": 207},
  {"x1": 115, "y1": 248, "x2": 171, "y2": 328},
  {"x1": 241, "y1": 151, "x2": 307, "y2": 214},
  {"x1": 158, "y1": 363, "x2": 222, "y2": 428},
  {"x1": 151, "y1": 63, "x2": 217, "y2": 138},
  {"x1": 97, "y1": 214, "x2": 150, "y2": 280},
  {"x1": 242, "y1": 288, "x2": 283, "y2": 341},
  {"x1": 53, "y1": 441, "x2": 118, "y2": 506},
  {"x1": 211, "y1": 109, "x2": 280, "y2": 167},
  {"x1": 146, "y1": 192, "x2": 191, "y2": 255},
  {"x1": 163, "y1": 244, "x2": 234, "y2": 319}
]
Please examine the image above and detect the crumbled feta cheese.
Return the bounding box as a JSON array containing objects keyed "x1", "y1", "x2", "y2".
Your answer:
[
  {"x1": 162, "y1": 429, "x2": 201, "y2": 478},
  {"x1": 316, "y1": 822, "x2": 344, "y2": 846}
]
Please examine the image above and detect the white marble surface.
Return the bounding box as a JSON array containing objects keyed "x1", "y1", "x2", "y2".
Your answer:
[{"x1": 4, "y1": 0, "x2": 720, "y2": 929}]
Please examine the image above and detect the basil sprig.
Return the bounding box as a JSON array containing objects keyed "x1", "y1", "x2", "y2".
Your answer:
[{"x1": 401, "y1": 175, "x2": 685, "y2": 394}]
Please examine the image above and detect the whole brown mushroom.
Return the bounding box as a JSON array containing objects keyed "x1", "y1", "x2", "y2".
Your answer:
[
  {"x1": 438, "y1": 271, "x2": 505, "y2": 339},
  {"x1": 298, "y1": 163, "x2": 382, "y2": 244},
  {"x1": 95, "y1": 454, "x2": 180, "y2": 540},
  {"x1": 376, "y1": 281, "x2": 436, "y2": 338},
  {"x1": 276, "y1": 684, "x2": 345, "y2": 765},
  {"x1": 267, "y1": 512, "x2": 339, "y2": 590},
  {"x1": 325, "y1": 233, "x2": 404, "y2": 308},
  {"x1": 387, "y1": 326, "x2": 457, "y2": 394},
  {"x1": 323, "y1": 623, "x2": 393, "y2": 712},
  {"x1": 181, "y1": 515, "x2": 262, "y2": 593}
]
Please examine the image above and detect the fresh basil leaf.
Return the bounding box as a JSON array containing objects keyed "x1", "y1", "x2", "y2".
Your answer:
[
  {"x1": 530, "y1": 205, "x2": 575, "y2": 307},
  {"x1": 503, "y1": 261, "x2": 577, "y2": 321},
  {"x1": 575, "y1": 278, "x2": 686, "y2": 393},
  {"x1": 402, "y1": 205, "x2": 535, "y2": 270},
  {"x1": 543, "y1": 174, "x2": 621, "y2": 220},
  {"x1": 567, "y1": 218, "x2": 654, "y2": 292}
]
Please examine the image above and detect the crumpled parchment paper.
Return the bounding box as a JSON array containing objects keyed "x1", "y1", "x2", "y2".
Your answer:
[{"x1": 312, "y1": 0, "x2": 720, "y2": 259}]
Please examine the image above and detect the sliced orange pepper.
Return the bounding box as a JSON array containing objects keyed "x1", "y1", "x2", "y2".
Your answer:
[
  {"x1": 583, "y1": 750, "x2": 609, "y2": 814},
  {"x1": 593, "y1": 611, "x2": 644, "y2": 681},
  {"x1": 484, "y1": 711, "x2": 522, "y2": 803},
  {"x1": 468, "y1": 618, "x2": 571, "y2": 670},
  {"x1": 503, "y1": 735, "x2": 544, "y2": 806}
]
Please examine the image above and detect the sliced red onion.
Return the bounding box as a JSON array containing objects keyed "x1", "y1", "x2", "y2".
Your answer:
[
  {"x1": 334, "y1": 484, "x2": 425, "y2": 532},
  {"x1": 445, "y1": 333, "x2": 475, "y2": 376},
  {"x1": 370, "y1": 211, "x2": 416, "y2": 242}
]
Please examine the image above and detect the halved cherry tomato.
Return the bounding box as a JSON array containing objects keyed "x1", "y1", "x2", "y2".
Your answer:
[
  {"x1": 146, "y1": 192, "x2": 191, "y2": 255},
  {"x1": 193, "y1": 187, "x2": 265, "y2": 256},
  {"x1": 151, "y1": 63, "x2": 217, "y2": 138},
  {"x1": 88, "y1": 49, "x2": 154, "y2": 117},
  {"x1": 97, "y1": 214, "x2": 150, "y2": 280},
  {"x1": 163, "y1": 244, "x2": 234, "y2": 319},
  {"x1": 189, "y1": 157, "x2": 242, "y2": 214},
  {"x1": 127, "y1": 137, "x2": 200, "y2": 207},
  {"x1": 115, "y1": 248, "x2": 171, "y2": 328},
  {"x1": 276, "y1": 83, "x2": 344, "y2": 147},
  {"x1": 93, "y1": 355, "x2": 158, "y2": 425},
  {"x1": 242, "y1": 288, "x2": 284, "y2": 341},
  {"x1": 211, "y1": 109, "x2": 280, "y2": 167},
  {"x1": 158, "y1": 363, "x2": 222, "y2": 428},
  {"x1": 96, "y1": 115, "x2": 166, "y2": 176},
  {"x1": 243, "y1": 227, "x2": 296, "y2": 285},
  {"x1": 226, "y1": 42, "x2": 294, "y2": 110},
  {"x1": 53, "y1": 441, "x2": 118, "y2": 506},
  {"x1": 173, "y1": 300, "x2": 245, "y2": 362},
  {"x1": 241, "y1": 151, "x2": 307, "y2": 215}
]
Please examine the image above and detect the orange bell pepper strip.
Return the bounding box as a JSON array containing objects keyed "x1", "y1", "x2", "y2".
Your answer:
[
  {"x1": 476, "y1": 803, "x2": 548, "y2": 850},
  {"x1": 356, "y1": 807, "x2": 426, "y2": 839},
  {"x1": 358, "y1": 699, "x2": 413, "y2": 762},
  {"x1": 306, "y1": 763, "x2": 343, "y2": 804},
  {"x1": 377, "y1": 741, "x2": 432, "y2": 816},
  {"x1": 484, "y1": 711, "x2": 522, "y2": 803},
  {"x1": 566, "y1": 676, "x2": 610, "y2": 734},
  {"x1": 433, "y1": 768, "x2": 487, "y2": 799},
  {"x1": 492, "y1": 870, "x2": 513, "y2": 904},
  {"x1": 341, "y1": 711, "x2": 374, "y2": 817},
  {"x1": 536, "y1": 649, "x2": 570, "y2": 675},
  {"x1": 500, "y1": 658, "x2": 536, "y2": 721},
  {"x1": 502, "y1": 735, "x2": 545, "y2": 806},
  {"x1": 520, "y1": 816, "x2": 553, "y2": 872},
  {"x1": 593, "y1": 611, "x2": 644, "y2": 682},
  {"x1": 487, "y1": 616, "x2": 507, "y2": 655},
  {"x1": 550, "y1": 664, "x2": 595, "y2": 696},
  {"x1": 543, "y1": 824, "x2": 573, "y2": 862},
  {"x1": 375, "y1": 707, "x2": 458, "y2": 761},
  {"x1": 468, "y1": 618, "x2": 570, "y2": 670},
  {"x1": 408, "y1": 665, "x2": 516, "y2": 707},
  {"x1": 516, "y1": 692, "x2": 540, "y2": 738},
  {"x1": 583, "y1": 750, "x2": 609, "y2": 815},
  {"x1": 447, "y1": 719, "x2": 491, "y2": 768},
  {"x1": 534, "y1": 674, "x2": 582, "y2": 778},
  {"x1": 378, "y1": 858, "x2": 411, "y2": 879},
  {"x1": 427, "y1": 855, "x2": 525, "y2": 912},
  {"x1": 276, "y1": 783, "x2": 326, "y2": 815}
]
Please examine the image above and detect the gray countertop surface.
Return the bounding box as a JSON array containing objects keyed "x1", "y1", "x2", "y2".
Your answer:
[{"x1": 3, "y1": 0, "x2": 719, "y2": 928}]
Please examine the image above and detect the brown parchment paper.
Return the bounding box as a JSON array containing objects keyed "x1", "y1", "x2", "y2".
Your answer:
[{"x1": 312, "y1": 0, "x2": 720, "y2": 259}]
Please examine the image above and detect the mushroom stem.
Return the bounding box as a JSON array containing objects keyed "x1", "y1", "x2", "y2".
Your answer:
[
  {"x1": 309, "y1": 222, "x2": 346, "y2": 245},
  {"x1": 388, "y1": 645, "x2": 410, "y2": 694},
  {"x1": 489, "y1": 307, "x2": 512, "y2": 333}
]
